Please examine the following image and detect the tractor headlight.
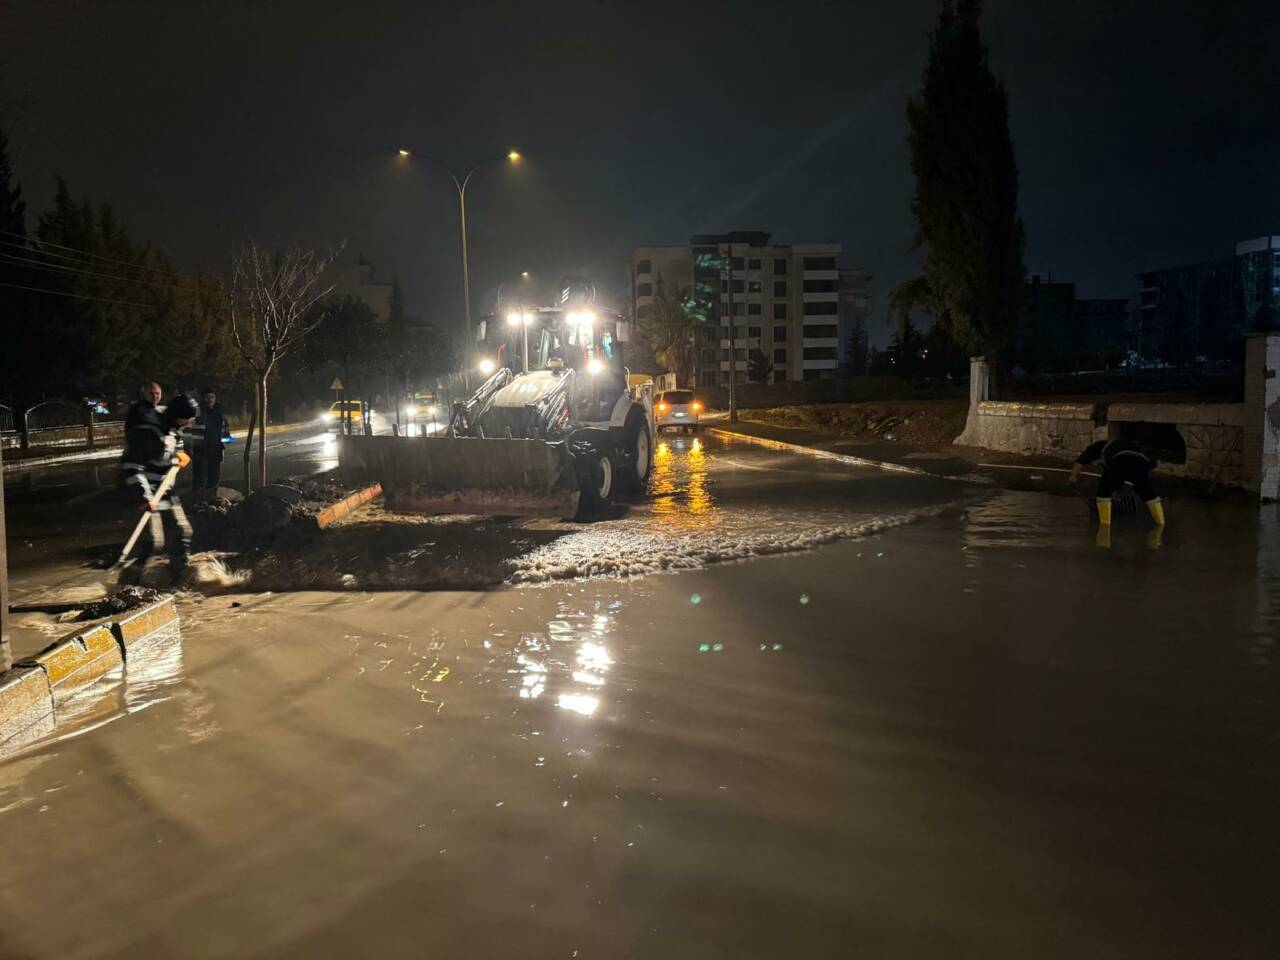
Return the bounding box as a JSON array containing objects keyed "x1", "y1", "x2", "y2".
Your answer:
[{"x1": 406, "y1": 404, "x2": 419, "y2": 417}]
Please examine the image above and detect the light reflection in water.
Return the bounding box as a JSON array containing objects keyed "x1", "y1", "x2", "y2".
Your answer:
[
  {"x1": 650, "y1": 436, "x2": 716, "y2": 529},
  {"x1": 504, "y1": 600, "x2": 617, "y2": 720}
]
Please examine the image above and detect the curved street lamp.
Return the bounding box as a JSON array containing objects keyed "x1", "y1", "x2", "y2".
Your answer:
[{"x1": 396, "y1": 148, "x2": 522, "y2": 349}]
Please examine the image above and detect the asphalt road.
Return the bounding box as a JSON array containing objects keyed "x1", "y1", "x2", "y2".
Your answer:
[{"x1": 1, "y1": 432, "x2": 1278, "y2": 958}]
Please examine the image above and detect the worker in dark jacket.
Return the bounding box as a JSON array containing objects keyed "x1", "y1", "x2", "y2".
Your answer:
[
  {"x1": 124, "y1": 381, "x2": 163, "y2": 429},
  {"x1": 191, "y1": 386, "x2": 232, "y2": 494},
  {"x1": 120, "y1": 393, "x2": 198, "y2": 576},
  {"x1": 1070, "y1": 432, "x2": 1166, "y2": 528}
]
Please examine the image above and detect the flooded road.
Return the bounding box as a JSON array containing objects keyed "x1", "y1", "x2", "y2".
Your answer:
[{"x1": 1, "y1": 433, "x2": 1278, "y2": 957}]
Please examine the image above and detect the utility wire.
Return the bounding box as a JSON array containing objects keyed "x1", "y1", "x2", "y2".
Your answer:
[
  {"x1": 0, "y1": 249, "x2": 201, "y2": 293},
  {"x1": 0, "y1": 278, "x2": 163, "y2": 310},
  {"x1": 0, "y1": 228, "x2": 186, "y2": 276},
  {"x1": 0, "y1": 236, "x2": 169, "y2": 279}
]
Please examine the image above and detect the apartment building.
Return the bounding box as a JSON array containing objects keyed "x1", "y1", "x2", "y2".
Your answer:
[{"x1": 631, "y1": 232, "x2": 849, "y2": 386}]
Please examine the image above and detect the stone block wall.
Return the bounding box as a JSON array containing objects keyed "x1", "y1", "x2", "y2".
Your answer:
[
  {"x1": 1109, "y1": 402, "x2": 1244, "y2": 483},
  {"x1": 956, "y1": 400, "x2": 1105, "y2": 457},
  {"x1": 952, "y1": 357, "x2": 1269, "y2": 492},
  {"x1": 1243, "y1": 334, "x2": 1280, "y2": 500}
]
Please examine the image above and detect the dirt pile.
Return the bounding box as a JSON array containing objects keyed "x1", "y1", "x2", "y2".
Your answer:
[
  {"x1": 741, "y1": 401, "x2": 968, "y2": 448},
  {"x1": 189, "y1": 473, "x2": 369, "y2": 551}
]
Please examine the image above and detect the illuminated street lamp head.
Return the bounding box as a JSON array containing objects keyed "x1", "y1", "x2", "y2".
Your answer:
[
  {"x1": 397, "y1": 148, "x2": 411, "y2": 157},
  {"x1": 478, "y1": 358, "x2": 497, "y2": 375},
  {"x1": 507, "y1": 150, "x2": 522, "y2": 162},
  {"x1": 520, "y1": 271, "x2": 530, "y2": 279}
]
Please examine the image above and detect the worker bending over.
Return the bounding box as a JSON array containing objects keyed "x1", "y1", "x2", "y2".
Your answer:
[{"x1": 1070, "y1": 433, "x2": 1166, "y2": 528}]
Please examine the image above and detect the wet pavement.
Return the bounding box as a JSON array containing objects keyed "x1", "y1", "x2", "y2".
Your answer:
[{"x1": 2, "y1": 432, "x2": 1279, "y2": 957}]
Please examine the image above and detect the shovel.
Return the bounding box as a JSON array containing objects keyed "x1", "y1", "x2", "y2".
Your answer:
[{"x1": 113, "y1": 455, "x2": 188, "y2": 571}]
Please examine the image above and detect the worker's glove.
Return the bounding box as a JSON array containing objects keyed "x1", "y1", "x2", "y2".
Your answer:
[{"x1": 176, "y1": 451, "x2": 192, "y2": 469}]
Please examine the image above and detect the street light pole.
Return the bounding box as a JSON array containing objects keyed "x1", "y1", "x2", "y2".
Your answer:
[{"x1": 397, "y1": 148, "x2": 521, "y2": 352}]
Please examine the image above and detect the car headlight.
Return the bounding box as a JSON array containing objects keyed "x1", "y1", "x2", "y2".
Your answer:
[
  {"x1": 321, "y1": 412, "x2": 333, "y2": 422},
  {"x1": 406, "y1": 404, "x2": 419, "y2": 417}
]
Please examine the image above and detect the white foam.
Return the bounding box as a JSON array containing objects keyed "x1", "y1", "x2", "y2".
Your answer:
[{"x1": 507, "y1": 506, "x2": 943, "y2": 584}]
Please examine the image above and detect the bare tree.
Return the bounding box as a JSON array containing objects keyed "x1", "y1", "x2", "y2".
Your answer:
[{"x1": 227, "y1": 240, "x2": 342, "y2": 488}]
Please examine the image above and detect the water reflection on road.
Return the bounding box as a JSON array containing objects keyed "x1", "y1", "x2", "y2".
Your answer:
[{"x1": 650, "y1": 435, "x2": 715, "y2": 529}]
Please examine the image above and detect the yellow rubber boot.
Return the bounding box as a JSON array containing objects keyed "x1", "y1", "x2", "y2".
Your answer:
[
  {"x1": 1096, "y1": 498, "x2": 1112, "y2": 526},
  {"x1": 1146, "y1": 498, "x2": 1165, "y2": 526}
]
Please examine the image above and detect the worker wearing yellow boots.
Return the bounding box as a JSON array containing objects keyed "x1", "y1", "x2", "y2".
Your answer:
[{"x1": 1070, "y1": 432, "x2": 1166, "y2": 547}]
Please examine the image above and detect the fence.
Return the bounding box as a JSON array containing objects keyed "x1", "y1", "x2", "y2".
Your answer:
[{"x1": 0, "y1": 400, "x2": 125, "y2": 453}]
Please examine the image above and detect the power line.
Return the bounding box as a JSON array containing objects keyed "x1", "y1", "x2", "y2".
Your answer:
[
  {"x1": 0, "y1": 248, "x2": 200, "y2": 294},
  {"x1": 0, "y1": 278, "x2": 163, "y2": 310},
  {"x1": 0, "y1": 236, "x2": 159, "y2": 277},
  {"x1": 0, "y1": 228, "x2": 186, "y2": 276}
]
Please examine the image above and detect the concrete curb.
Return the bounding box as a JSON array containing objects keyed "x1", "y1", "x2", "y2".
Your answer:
[
  {"x1": 314, "y1": 483, "x2": 382, "y2": 528},
  {"x1": 0, "y1": 598, "x2": 181, "y2": 756}
]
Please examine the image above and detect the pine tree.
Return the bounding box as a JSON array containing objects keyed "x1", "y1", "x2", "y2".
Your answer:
[
  {"x1": 891, "y1": 0, "x2": 1026, "y2": 363},
  {"x1": 0, "y1": 125, "x2": 24, "y2": 238}
]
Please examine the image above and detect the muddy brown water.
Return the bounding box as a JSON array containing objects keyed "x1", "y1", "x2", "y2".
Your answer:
[{"x1": 2, "y1": 434, "x2": 1278, "y2": 957}]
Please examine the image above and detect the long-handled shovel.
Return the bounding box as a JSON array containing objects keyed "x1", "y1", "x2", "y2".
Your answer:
[{"x1": 112, "y1": 456, "x2": 187, "y2": 571}]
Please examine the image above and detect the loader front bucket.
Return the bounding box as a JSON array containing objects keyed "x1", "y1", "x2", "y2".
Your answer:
[{"x1": 340, "y1": 435, "x2": 580, "y2": 518}]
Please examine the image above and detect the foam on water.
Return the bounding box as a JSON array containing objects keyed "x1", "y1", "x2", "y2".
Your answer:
[{"x1": 507, "y1": 505, "x2": 945, "y2": 583}]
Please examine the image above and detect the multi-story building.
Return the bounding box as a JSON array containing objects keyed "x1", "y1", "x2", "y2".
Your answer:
[
  {"x1": 631, "y1": 232, "x2": 848, "y2": 386},
  {"x1": 330, "y1": 257, "x2": 395, "y2": 321},
  {"x1": 1136, "y1": 236, "x2": 1279, "y2": 366}
]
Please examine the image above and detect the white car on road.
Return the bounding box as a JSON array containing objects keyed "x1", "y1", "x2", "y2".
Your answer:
[{"x1": 655, "y1": 390, "x2": 701, "y2": 432}]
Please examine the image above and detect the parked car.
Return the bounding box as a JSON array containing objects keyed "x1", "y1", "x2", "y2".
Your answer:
[{"x1": 655, "y1": 390, "x2": 701, "y2": 431}]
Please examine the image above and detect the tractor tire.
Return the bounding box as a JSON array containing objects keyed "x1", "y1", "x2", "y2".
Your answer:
[
  {"x1": 618, "y1": 407, "x2": 653, "y2": 498},
  {"x1": 577, "y1": 448, "x2": 615, "y2": 516}
]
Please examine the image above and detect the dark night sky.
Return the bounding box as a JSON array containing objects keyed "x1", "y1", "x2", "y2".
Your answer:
[{"x1": 2, "y1": 0, "x2": 1277, "y2": 346}]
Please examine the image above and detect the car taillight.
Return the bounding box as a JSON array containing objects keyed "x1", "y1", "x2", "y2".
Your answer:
[
  {"x1": 691, "y1": 401, "x2": 702, "y2": 412},
  {"x1": 657, "y1": 402, "x2": 669, "y2": 413}
]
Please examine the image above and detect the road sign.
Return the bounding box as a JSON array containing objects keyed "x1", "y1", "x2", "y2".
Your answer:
[{"x1": 330, "y1": 377, "x2": 344, "y2": 391}]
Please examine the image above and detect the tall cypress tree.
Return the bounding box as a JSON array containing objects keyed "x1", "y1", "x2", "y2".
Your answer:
[
  {"x1": 893, "y1": 0, "x2": 1025, "y2": 363},
  {"x1": 0, "y1": 126, "x2": 23, "y2": 238},
  {"x1": 0, "y1": 123, "x2": 29, "y2": 405}
]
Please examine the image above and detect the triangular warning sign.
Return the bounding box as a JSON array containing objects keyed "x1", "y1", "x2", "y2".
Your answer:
[{"x1": 330, "y1": 377, "x2": 344, "y2": 391}]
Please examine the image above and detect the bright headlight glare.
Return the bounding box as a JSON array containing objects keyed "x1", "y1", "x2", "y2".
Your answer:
[
  {"x1": 478, "y1": 358, "x2": 497, "y2": 375},
  {"x1": 506, "y1": 312, "x2": 521, "y2": 326},
  {"x1": 406, "y1": 404, "x2": 419, "y2": 416},
  {"x1": 321, "y1": 412, "x2": 333, "y2": 421},
  {"x1": 587, "y1": 358, "x2": 604, "y2": 376}
]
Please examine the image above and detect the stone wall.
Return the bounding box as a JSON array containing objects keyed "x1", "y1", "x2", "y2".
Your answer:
[
  {"x1": 956, "y1": 401, "x2": 1105, "y2": 457},
  {"x1": 1243, "y1": 334, "x2": 1280, "y2": 500},
  {"x1": 953, "y1": 357, "x2": 1253, "y2": 488},
  {"x1": 1108, "y1": 402, "x2": 1244, "y2": 483}
]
